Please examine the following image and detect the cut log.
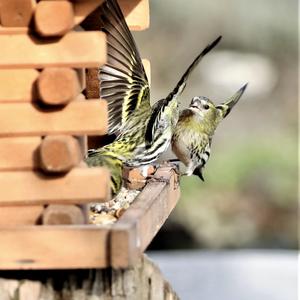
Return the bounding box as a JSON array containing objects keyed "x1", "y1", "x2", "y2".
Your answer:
[
  {"x1": 39, "y1": 135, "x2": 82, "y2": 173},
  {"x1": 0, "y1": 206, "x2": 43, "y2": 226},
  {"x1": 37, "y1": 68, "x2": 81, "y2": 105},
  {"x1": 0, "y1": 225, "x2": 110, "y2": 269},
  {"x1": 111, "y1": 167, "x2": 180, "y2": 268},
  {"x1": 34, "y1": 1, "x2": 74, "y2": 37},
  {"x1": 0, "y1": 31, "x2": 106, "y2": 69},
  {"x1": 0, "y1": 100, "x2": 108, "y2": 137},
  {"x1": 42, "y1": 204, "x2": 86, "y2": 225},
  {"x1": 0, "y1": 255, "x2": 179, "y2": 299},
  {"x1": 0, "y1": 167, "x2": 110, "y2": 205},
  {"x1": 0, "y1": 69, "x2": 39, "y2": 103},
  {"x1": 0, "y1": 0, "x2": 36, "y2": 27},
  {"x1": 0, "y1": 137, "x2": 41, "y2": 171}
]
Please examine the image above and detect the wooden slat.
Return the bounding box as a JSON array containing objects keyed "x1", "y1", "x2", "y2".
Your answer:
[
  {"x1": 0, "y1": 206, "x2": 44, "y2": 226},
  {"x1": 0, "y1": 69, "x2": 39, "y2": 103},
  {"x1": 0, "y1": 31, "x2": 106, "y2": 69},
  {"x1": 0, "y1": 0, "x2": 36, "y2": 27},
  {"x1": 0, "y1": 167, "x2": 110, "y2": 205},
  {"x1": 0, "y1": 225, "x2": 109, "y2": 269},
  {"x1": 74, "y1": 0, "x2": 149, "y2": 31},
  {"x1": 118, "y1": 0, "x2": 149, "y2": 30},
  {"x1": 0, "y1": 100, "x2": 108, "y2": 137},
  {"x1": 0, "y1": 137, "x2": 41, "y2": 171},
  {"x1": 111, "y1": 167, "x2": 180, "y2": 268}
]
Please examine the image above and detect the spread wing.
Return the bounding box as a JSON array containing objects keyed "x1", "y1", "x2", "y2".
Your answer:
[
  {"x1": 145, "y1": 36, "x2": 222, "y2": 145},
  {"x1": 97, "y1": 0, "x2": 150, "y2": 136}
]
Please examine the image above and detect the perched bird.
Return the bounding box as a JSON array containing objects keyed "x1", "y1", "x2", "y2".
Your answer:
[
  {"x1": 171, "y1": 84, "x2": 248, "y2": 181},
  {"x1": 86, "y1": 0, "x2": 221, "y2": 195}
]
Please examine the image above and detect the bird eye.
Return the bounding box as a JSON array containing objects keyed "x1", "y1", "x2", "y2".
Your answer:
[{"x1": 203, "y1": 104, "x2": 210, "y2": 110}]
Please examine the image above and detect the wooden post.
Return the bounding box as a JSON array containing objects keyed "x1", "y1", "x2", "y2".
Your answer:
[{"x1": 0, "y1": 255, "x2": 179, "y2": 300}]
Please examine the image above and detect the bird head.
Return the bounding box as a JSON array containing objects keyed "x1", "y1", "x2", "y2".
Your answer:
[{"x1": 189, "y1": 96, "x2": 220, "y2": 125}]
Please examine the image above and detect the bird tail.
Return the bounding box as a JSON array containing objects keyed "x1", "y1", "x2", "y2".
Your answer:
[{"x1": 216, "y1": 83, "x2": 248, "y2": 119}]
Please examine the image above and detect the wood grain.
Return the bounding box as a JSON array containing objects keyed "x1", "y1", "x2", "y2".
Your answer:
[
  {"x1": 0, "y1": 167, "x2": 110, "y2": 205},
  {"x1": 0, "y1": 225, "x2": 109, "y2": 269},
  {"x1": 0, "y1": 31, "x2": 106, "y2": 69},
  {"x1": 34, "y1": 1, "x2": 74, "y2": 37},
  {"x1": 0, "y1": 137, "x2": 41, "y2": 171},
  {"x1": 0, "y1": 100, "x2": 108, "y2": 137}
]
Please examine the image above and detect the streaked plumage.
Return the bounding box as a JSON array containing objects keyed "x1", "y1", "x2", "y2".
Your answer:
[
  {"x1": 172, "y1": 84, "x2": 248, "y2": 181},
  {"x1": 86, "y1": 0, "x2": 221, "y2": 194}
]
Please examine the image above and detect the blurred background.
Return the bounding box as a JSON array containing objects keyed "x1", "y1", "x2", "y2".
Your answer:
[
  {"x1": 133, "y1": 0, "x2": 297, "y2": 298},
  {"x1": 133, "y1": 0, "x2": 298, "y2": 251}
]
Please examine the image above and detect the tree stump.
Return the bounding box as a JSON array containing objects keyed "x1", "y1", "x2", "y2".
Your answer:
[{"x1": 0, "y1": 254, "x2": 179, "y2": 300}]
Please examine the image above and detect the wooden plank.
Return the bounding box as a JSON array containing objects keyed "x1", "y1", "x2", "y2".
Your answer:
[
  {"x1": 0, "y1": 100, "x2": 108, "y2": 137},
  {"x1": 111, "y1": 167, "x2": 180, "y2": 268},
  {"x1": 0, "y1": 206, "x2": 43, "y2": 226},
  {"x1": 0, "y1": 137, "x2": 41, "y2": 171},
  {"x1": 0, "y1": 225, "x2": 109, "y2": 269},
  {"x1": 0, "y1": 167, "x2": 110, "y2": 205},
  {"x1": 0, "y1": 0, "x2": 36, "y2": 27},
  {"x1": 39, "y1": 135, "x2": 82, "y2": 173},
  {"x1": 118, "y1": 0, "x2": 149, "y2": 31},
  {"x1": 34, "y1": 1, "x2": 74, "y2": 37},
  {"x1": 0, "y1": 69, "x2": 39, "y2": 103},
  {"x1": 37, "y1": 68, "x2": 81, "y2": 105},
  {"x1": 0, "y1": 31, "x2": 106, "y2": 69},
  {"x1": 74, "y1": 0, "x2": 149, "y2": 31}
]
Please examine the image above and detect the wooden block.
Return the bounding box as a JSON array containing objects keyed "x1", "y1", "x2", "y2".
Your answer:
[
  {"x1": 80, "y1": 0, "x2": 149, "y2": 31},
  {"x1": 42, "y1": 205, "x2": 86, "y2": 225},
  {"x1": 37, "y1": 68, "x2": 81, "y2": 105},
  {"x1": 39, "y1": 135, "x2": 82, "y2": 173},
  {"x1": 0, "y1": 206, "x2": 43, "y2": 226},
  {"x1": 34, "y1": 1, "x2": 74, "y2": 37},
  {"x1": 0, "y1": 99, "x2": 108, "y2": 137},
  {"x1": 0, "y1": 31, "x2": 106, "y2": 69},
  {"x1": 0, "y1": 26, "x2": 28, "y2": 34},
  {"x1": 0, "y1": 167, "x2": 110, "y2": 205},
  {"x1": 111, "y1": 167, "x2": 180, "y2": 268},
  {"x1": 0, "y1": 69, "x2": 39, "y2": 103},
  {"x1": 0, "y1": 0, "x2": 36, "y2": 27},
  {"x1": 0, "y1": 137, "x2": 41, "y2": 171},
  {"x1": 0, "y1": 226, "x2": 109, "y2": 269},
  {"x1": 118, "y1": 0, "x2": 149, "y2": 30}
]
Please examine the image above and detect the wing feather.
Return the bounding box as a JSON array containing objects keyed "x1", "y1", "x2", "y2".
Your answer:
[{"x1": 96, "y1": 0, "x2": 150, "y2": 135}]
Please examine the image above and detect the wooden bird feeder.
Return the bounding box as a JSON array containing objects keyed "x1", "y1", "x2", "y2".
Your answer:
[{"x1": 0, "y1": 1, "x2": 180, "y2": 299}]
